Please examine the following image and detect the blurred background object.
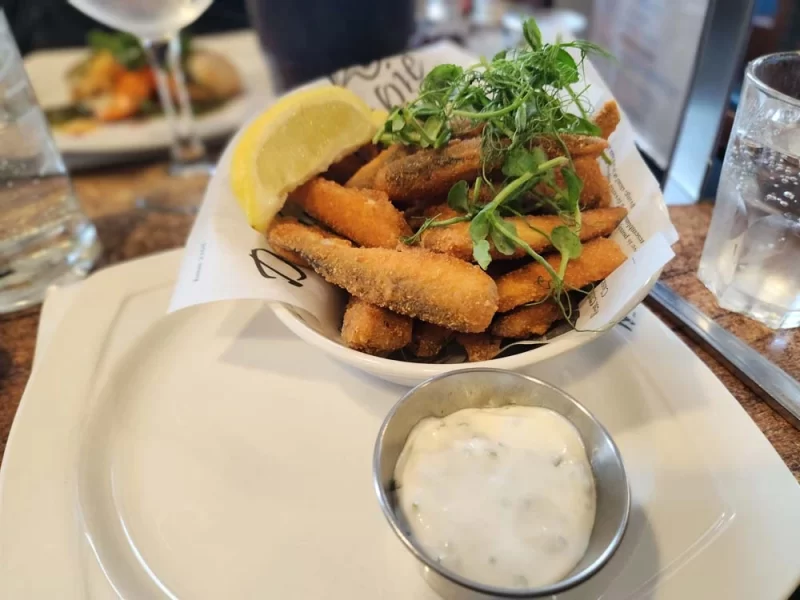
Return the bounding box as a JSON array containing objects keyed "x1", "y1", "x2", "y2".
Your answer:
[
  {"x1": 66, "y1": 0, "x2": 213, "y2": 166},
  {"x1": 64, "y1": 0, "x2": 217, "y2": 210},
  {"x1": 25, "y1": 31, "x2": 267, "y2": 171},
  {"x1": 465, "y1": 0, "x2": 800, "y2": 208},
  {"x1": 590, "y1": 0, "x2": 710, "y2": 172},
  {"x1": 3, "y1": 0, "x2": 249, "y2": 54},
  {"x1": 466, "y1": 0, "x2": 587, "y2": 57},
  {"x1": 6, "y1": 0, "x2": 800, "y2": 207},
  {"x1": 643, "y1": 0, "x2": 754, "y2": 206},
  {"x1": 0, "y1": 11, "x2": 100, "y2": 312},
  {"x1": 578, "y1": 0, "x2": 800, "y2": 205},
  {"x1": 246, "y1": 0, "x2": 415, "y2": 91}
]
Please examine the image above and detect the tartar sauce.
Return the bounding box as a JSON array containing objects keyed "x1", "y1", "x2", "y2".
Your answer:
[{"x1": 394, "y1": 405, "x2": 596, "y2": 589}]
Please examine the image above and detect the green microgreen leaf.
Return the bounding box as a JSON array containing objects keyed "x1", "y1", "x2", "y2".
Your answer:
[
  {"x1": 472, "y1": 177, "x2": 483, "y2": 207},
  {"x1": 88, "y1": 30, "x2": 148, "y2": 69},
  {"x1": 502, "y1": 147, "x2": 537, "y2": 177},
  {"x1": 375, "y1": 17, "x2": 610, "y2": 159},
  {"x1": 470, "y1": 211, "x2": 491, "y2": 243},
  {"x1": 424, "y1": 116, "x2": 443, "y2": 140},
  {"x1": 552, "y1": 224, "x2": 583, "y2": 282},
  {"x1": 421, "y1": 64, "x2": 463, "y2": 95},
  {"x1": 489, "y1": 216, "x2": 518, "y2": 256},
  {"x1": 523, "y1": 18, "x2": 543, "y2": 50},
  {"x1": 551, "y1": 226, "x2": 582, "y2": 260},
  {"x1": 403, "y1": 214, "x2": 472, "y2": 245},
  {"x1": 514, "y1": 103, "x2": 527, "y2": 133},
  {"x1": 572, "y1": 117, "x2": 602, "y2": 136},
  {"x1": 531, "y1": 146, "x2": 548, "y2": 165},
  {"x1": 561, "y1": 167, "x2": 583, "y2": 213},
  {"x1": 447, "y1": 180, "x2": 470, "y2": 213},
  {"x1": 403, "y1": 214, "x2": 440, "y2": 245},
  {"x1": 555, "y1": 49, "x2": 579, "y2": 84},
  {"x1": 391, "y1": 111, "x2": 405, "y2": 132},
  {"x1": 473, "y1": 239, "x2": 492, "y2": 270}
]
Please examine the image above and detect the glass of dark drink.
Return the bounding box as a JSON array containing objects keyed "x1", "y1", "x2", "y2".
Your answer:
[{"x1": 245, "y1": 0, "x2": 416, "y2": 91}]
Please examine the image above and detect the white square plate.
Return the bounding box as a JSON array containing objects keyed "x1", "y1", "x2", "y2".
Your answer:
[{"x1": 0, "y1": 250, "x2": 799, "y2": 598}]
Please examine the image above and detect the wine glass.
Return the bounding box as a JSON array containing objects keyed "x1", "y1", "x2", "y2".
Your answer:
[{"x1": 67, "y1": 0, "x2": 215, "y2": 211}]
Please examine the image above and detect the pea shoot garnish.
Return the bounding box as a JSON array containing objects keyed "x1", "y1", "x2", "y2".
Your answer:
[{"x1": 376, "y1": 18, "x2": 609, "y2": 313}]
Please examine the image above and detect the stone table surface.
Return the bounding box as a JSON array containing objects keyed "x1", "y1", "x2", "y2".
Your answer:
[{"x1": 0, "y1": 165, "x2": 798, "y2": 481}]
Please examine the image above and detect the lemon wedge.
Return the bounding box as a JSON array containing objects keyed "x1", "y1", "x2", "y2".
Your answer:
[{"x1": 230, "y1": 86, "x2": 383, "y2": 232}]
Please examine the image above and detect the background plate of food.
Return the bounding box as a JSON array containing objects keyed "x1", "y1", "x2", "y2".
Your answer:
[
  {"x1": 169, "y1": 28, "x2": 678, "y2": 385},
  {"x1": 25, "y1": 30, "x2": 273, "y2": 169}
]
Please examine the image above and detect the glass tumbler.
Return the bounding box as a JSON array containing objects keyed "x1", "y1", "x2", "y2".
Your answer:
[
  {"x1": 245, "y1": 0, "x2": 415, "y2": 91},
  {"x1": 0, "y1": 11, "x2": 101, "y2": 313},
  {"x1": 698, "y1": 52, "x2": 800, "y2": 329}
]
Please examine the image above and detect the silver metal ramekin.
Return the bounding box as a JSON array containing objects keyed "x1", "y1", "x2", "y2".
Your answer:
[{"x1": 373, "y1": 368, "x2": 630, "y2": 599}]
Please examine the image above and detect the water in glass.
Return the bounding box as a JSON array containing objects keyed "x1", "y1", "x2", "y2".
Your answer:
[
  {"x1": 0, "y1": 12, "x2": 100, "y2": 313},
  {"x1": 699, "y1": 53, "x2": 800, "y2": 329}
]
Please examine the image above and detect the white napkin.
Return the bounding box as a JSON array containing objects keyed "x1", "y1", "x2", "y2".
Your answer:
[{"x1": 32, "y1": 282, "x2": 83, "y2": 370}]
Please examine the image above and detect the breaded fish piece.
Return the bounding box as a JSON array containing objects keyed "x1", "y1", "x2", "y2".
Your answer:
[
  {"x1": 593, "y1": 100, "x2": 621, "y2": 140},
  {"x1": 291, "y1": 178, "x2": 411, "y2": 249},
  {"x1": 496, "y1": 237, "x2": 626, "y2": 312},
  {"x1": 270, "y1": 244, "x2": 310, "y2": 268},
  {"x1": 451, "y1": 118, "x2": 485, "y2": 139},
  {"x1": 574, "y1": 156, "x2": 612, "y2": 208},
  {"x1": 324, "y1": 145, "x2": 380, "y2": 184},
  {"x1": 373, "y1": 135, "x2": 607, "y2": 206},
  {"x1": 373, "y1": 137, "x2": 493, "y2": 204},
  {"x1": 341, "y1": 296, "x2": 412, "y2": 355},
  {"x1": 534, "y1": 156, "x2": 611, "y2": 209},
  {"x1": 268, "y1": 220, "x2": 498, "y2": 333},
  {"x1": 325, "y1": 153, "x2": 365, "y2": 184},
  {"x1": 346, "y1": 144, "x2": 409, "y2": 189},
  {"x1": 267, "y1": 220, "x2": 351, "y2": 266},
  {"x1": 409, "y1": 321, "x2": 453, "y2": 358},
  {"x1": 420, "y1": 206, "x2": 627, "y2": 261},
  {"x1": 491, "y1": 302, "x2": 561, "y2": 338},
  {"x1": 537, "y1": 134, "x2": 609, "y2": 158},
  {"x1": 455, "y1": 333, "x2": 503, "y2": 362}
]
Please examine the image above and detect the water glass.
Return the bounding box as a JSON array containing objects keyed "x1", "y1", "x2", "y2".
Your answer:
[
  {"x1": 0, "y1": 12, "x2": 101, "y2": 313},
  {"x1": 698, "y1": 52, "x2": 800, "y2": 329}
]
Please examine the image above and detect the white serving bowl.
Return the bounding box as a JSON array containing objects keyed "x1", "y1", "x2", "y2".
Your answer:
[{"x1": 269, "y1": 271, "x2": 659, "y2": 386}]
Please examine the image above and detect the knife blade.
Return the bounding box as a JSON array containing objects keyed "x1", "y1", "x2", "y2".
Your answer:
[{"x1": 648, "y1": 281, "x2": 800, "y2": 430}]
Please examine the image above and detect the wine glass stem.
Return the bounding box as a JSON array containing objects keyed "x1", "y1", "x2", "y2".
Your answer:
[{"x1": 142, "y1": 36, "x2": 207, "y2": 170}]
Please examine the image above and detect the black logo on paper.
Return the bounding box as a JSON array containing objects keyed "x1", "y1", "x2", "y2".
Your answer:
[
  {"x1": 329, "y1": 54, "x2": 425, "y2": 110},
  {"x1": 618, "y1": 311, "x2": 637, "y2": 332},
  {"x1": 249, "y1": 248, "x2": 306, "y2": 288}
]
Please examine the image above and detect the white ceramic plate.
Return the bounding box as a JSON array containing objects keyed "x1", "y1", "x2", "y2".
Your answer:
[
  {"x1": 24, "y1": 31, "x2": 274, "y2": 169},
  {"x1": 1, "y1": 250, "x2": 799, "y2": 598}
]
